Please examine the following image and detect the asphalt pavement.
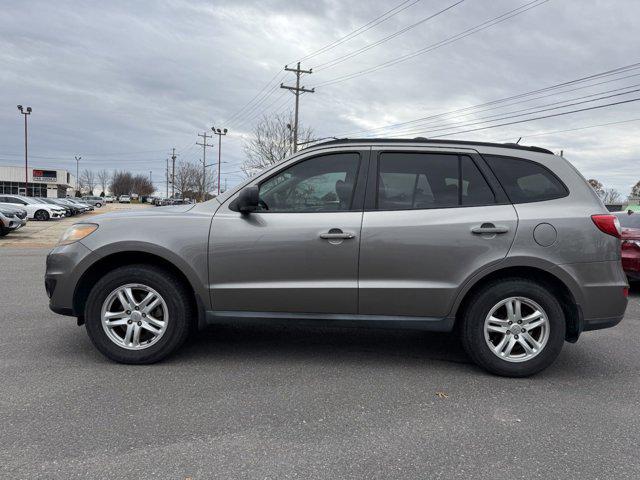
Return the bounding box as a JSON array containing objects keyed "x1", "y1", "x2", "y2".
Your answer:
[{"x1": 1, "y1": 248, "x2": 639, "y2": 479}]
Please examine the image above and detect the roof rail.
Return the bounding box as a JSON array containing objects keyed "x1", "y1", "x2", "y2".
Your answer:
[{"x1": 307, "y1": 137, "x2": 554, "y2": 155}]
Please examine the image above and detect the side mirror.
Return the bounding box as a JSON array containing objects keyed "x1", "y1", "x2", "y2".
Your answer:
[{"x1": 231, "y1": 186, "x2": 259, "y2": 214}]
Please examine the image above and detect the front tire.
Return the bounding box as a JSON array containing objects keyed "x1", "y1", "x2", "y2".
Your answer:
[
  {"x1": 34, "y1": 209, "x2": 50, "y2": 221},
  {"x1": 84, "y1": 264, "x2": 193, "y2": 364},
  {"x1": 460, "y1": 278, "x2": 565, "y2": 377}
]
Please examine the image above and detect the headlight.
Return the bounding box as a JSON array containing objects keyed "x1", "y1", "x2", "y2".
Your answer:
[{"x1": 58, "y1": 224, "x2": 98, "y2": 246}]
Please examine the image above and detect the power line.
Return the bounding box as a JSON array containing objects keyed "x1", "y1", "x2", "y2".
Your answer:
[
  {"x1": 225, "y1": 0, "x2": 424, "y2": 131},
  {"x1": 383, "y1": 83, "x2": 640, "y2": 138},
  {"x1": 338, "y1": 62, "x2": 640, "y2": 137},
  {"x1": 427, "y1": 96, "x2": 640, "y2": 139},
  {"x1": 224, "y1": 71, "x2": 287, "y2": 127},
  {"x1": 313, "y1": 0, "x2": 549, "y2": 88},
  {"x1": 313, "y1": 0, "x2": 466, "y2": 71},
  {"x1": 498, "y1": 117, "x2": 640, "y2": 142},
  {"x1": 296, "y1": 0, "x2": 424, "y2": 63}
]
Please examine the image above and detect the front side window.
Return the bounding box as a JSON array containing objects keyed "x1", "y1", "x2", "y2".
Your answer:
[
  {"x1": 258, "y1": 153, "x2": 360, "y2": 212},
  {"x1": 484, "y1": 155, "x2": 568, "y2": 203},
  {"x1": 376, "y1": 152, "x2": 495, "y2": 210}
]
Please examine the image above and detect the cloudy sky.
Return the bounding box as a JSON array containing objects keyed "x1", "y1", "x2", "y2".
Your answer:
[{"x1": 1, "y1": 0, "x2": 639, "y2": 196}]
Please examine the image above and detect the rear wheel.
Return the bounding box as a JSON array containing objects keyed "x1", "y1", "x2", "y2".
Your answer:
[
  {"x1": 34, "y1": 209, "x2": 50, "y2": 221},
  {"x1": 460, "y1": 278, "x2": 565, "y2": 377},
  {"x1": 84, "y1": 264, "x2": 193, "y2": 364}
]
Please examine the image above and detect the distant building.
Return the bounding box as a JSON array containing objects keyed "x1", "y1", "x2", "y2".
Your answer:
[{"x1": 0, "y1": 165, "x2": 76, "y2": 198}]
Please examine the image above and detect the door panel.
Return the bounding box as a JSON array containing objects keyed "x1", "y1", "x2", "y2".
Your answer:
[
  {"x1": 209, "y1": 148, "x2": 368, "y2": 315},
  {"x1": 210, "y1": 211, "x2": 362, "y2": 313},
  {"x1": 358, "y1": 148, "x2": 517, "y2": 318},
  {"x1": 358, "y1": 205, "x2": 518, "y2": 317}
]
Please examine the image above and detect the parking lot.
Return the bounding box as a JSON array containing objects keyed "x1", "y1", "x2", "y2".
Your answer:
[
  {"x1": 0, "y1": 202, "x2": 151, "y2": 248},
  {"x1": 0, "y1": 242, "x2": 639, "y2": 478}
]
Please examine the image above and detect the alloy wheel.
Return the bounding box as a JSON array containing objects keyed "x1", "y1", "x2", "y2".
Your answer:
[
  {"x1": 100, "y1": 283, "x2": 168, "y2": 350},
  {"x1": 483, "y1": 296, "x2": 550, "y2": 363}
]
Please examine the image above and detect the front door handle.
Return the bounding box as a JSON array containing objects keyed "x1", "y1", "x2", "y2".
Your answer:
[
  {"x1": 471, "y1": 223, "x2": 509, "y2": 234},
  {"x1": 320, "y1": 228, "x2": 355, "y2": 240}
]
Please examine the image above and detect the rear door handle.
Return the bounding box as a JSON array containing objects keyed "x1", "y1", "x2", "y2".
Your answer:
[
  {"x1": 471, "y1": 223, "x2": 509, "y2": 234},
  {"x1": 320, "y1": 228, "x2": 355, "y2": 240}
]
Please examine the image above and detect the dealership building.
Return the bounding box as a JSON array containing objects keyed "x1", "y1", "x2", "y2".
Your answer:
[{"x1": 0, "y1": 165, "x2": 76, "y2": 198}]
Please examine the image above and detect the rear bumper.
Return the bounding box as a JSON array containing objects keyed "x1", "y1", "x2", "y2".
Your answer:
[
  {"x1": 582, "y1": 314, "x2": 625, "y2": 332},
  {"x1": 551, "y1": 260, "x2": 628, "y2": 338}
]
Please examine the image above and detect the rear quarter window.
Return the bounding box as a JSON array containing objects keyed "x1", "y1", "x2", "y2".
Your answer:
[{"x1": 483, "y1": 155, "x2": 568, "y2": 203}]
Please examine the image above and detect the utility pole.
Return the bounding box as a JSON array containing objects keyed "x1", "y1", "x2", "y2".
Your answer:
[
  {"x1": 17, "y1": 105, "x2": 32, "y2": 196},
  {"x1": 196, "y1": 132, "x2": 214, "y2": 201},
  {"x1": 165, "y1": 158, "x2": 169, "y2": 198},
  {"x1": 171, "y1": 148, "x2": 177, "y2": 199},
  {"x1": 280, "y1": 62, "x2": 314, "y2": 153},
  {"x1": 211, "y1": 126, "x2": 228, "y2": 195},
  {"x1": 75, "y1": 155, "x2": 81, "y2": 196}
]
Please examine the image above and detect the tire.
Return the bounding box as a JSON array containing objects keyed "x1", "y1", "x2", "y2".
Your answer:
[
  {"x1": 460, "y1": 278, "x2": 566, "y2": 377},
  {"x1": 95, "y1": 203, "x2": 102, "y2": 208},
  {"x1": 84, "y1": 264, "x2": 193, "y2": 364},
  {"x1": 0, "y1": 225, "x2": 8, "y2": 237},
  {"x1": 34, "y1": 209, "x2": 50, "y2": 221}
]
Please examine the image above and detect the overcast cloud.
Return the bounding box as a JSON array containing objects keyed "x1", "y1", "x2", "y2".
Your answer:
[{"x1": 1, "y1": 0, "x2": 638, "y2": 195}]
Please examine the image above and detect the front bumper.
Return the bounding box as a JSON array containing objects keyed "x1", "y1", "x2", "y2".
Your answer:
[{"x1": 45, "y1": 241, "x2": 95, "y2": 317}]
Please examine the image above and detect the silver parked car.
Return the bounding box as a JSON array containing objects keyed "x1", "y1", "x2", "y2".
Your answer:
[{"x1": 45, "y1": 139, "x2": 628, "y2": 376}]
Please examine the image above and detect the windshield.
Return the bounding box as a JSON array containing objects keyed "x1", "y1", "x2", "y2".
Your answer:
[{"x1": 617, "y1": 211, "x2": 640, "y2": 229}]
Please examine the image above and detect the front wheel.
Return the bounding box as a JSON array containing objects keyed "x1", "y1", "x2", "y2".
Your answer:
[
  {"x1": 34, "y1": 209, "x2": 50, "y2": 221},
  {"x1": 460, "y1": 278, "x2": 566, "y2": 377},
  {"x1": 84, "y1": 264, "x2": 193, "y2": 364}
]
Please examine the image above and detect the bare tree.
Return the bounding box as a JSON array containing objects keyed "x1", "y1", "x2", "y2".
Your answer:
[
  {"x1": 241, "y1": 111, "x2": 313, "y2": 178},
  {"x1": 631, "y1": 180, "x2": 640, "y2": 198},
  {"x1": 601, "y1": 188, "x2": 621, "y2": 204},
  {"x1": 96, "y1": 169, "x2": 111, "y2": 196},
  {"x1": 80, "y1": 169, "x2": 97, "y2": 195},
  {"x1": 174, "y1": 161, "x2": 198, "y2": 198},
  {"x1": 110, "y1": 171, "x2": 134, "y2": 197},
  {"x1": 588, "y1": 179, "x2": 604, "y2": 197}
]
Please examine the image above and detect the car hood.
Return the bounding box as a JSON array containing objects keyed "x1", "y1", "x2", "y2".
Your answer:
[{"x1": 90, "y1": 204, "x2": 196, "y2": 221}]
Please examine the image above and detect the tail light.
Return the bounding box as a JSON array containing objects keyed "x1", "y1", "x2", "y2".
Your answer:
[{"x1": 591, "y1": 214, "x2": 621, "y2": 238}]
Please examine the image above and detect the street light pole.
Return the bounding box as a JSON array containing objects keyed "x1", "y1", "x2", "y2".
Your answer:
[
  {"x1": 74, "y1": 156, "x2": 82, "y2": 196},
  {"x1": 17, "y1": 105, "x2": 32, "y2": 196},
  {"x1": 211, "y1": 126, "x2": 228, "y2": 196}
]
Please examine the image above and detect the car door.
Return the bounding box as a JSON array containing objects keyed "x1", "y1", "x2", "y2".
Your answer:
[
  {"x1": 209, "y1": 148, "x2": 369, "y2": 314},
  {"x1": 358, "y1": 147, "x2": 518, "y2": 318}
]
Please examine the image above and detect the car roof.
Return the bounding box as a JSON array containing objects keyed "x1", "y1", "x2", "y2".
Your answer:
[{"x1": 305, "y1": 138, "x2": 554, "y2": 155}]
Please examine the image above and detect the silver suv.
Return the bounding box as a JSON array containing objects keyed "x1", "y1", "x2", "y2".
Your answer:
[{"x1": 45, "y1": 139, "x2": 628, "y2": 376}]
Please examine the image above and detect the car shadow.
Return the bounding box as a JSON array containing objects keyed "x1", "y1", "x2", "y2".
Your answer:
[{"x1": 173, "y1": 320, "x2": 472, "y2": 368}]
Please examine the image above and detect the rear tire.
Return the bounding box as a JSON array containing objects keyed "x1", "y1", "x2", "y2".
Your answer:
[
  {"x1": 34, "y1": 209, "x2": 50, "y2": 221},
  {"x1": 460, "y1": 278, "x2": 565, "y2": 377},
  {"x1": 84, "y1": 264, "x2": 193, "y2": 364}
]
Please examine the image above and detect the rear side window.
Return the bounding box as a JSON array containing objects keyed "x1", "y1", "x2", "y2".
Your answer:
[
  {"x1": 376, "y1": 152, "x2": 495, "y2": 210},
  {"x1": 484, "y1": 155, "x2": 568, "y2": 203}
]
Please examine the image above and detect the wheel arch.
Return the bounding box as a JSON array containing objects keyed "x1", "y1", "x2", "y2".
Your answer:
[
  {"x1": 72, "y1": 249, "x2": 206, "y2": 329},
  {"x1": 451, "y1": 262, "x2": 583, "y2": 342}
]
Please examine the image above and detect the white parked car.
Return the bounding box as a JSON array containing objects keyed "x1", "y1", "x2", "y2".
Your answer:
[
  {"x1": 118, "y1": 195, "x2": 131, "y2": 203},
  {"x1": 0, "y1": 203, "x2": 28, "y2": 236},
  {"x1": 0, "y1": 195, "x2": 65, "y2": 221},
  {"x1": 104, "y1": 196, "x2": 115, "y2": 203}
]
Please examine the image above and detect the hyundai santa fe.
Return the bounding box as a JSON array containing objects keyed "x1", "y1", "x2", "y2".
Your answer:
[{"x1": 45, "y1": 139, "x2": 628, "y2": 376}]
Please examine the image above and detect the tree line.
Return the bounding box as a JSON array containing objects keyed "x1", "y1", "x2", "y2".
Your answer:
[
  {"x1": 587, "y1": 178, "x2": 640, "y2": 205},
  {"x1": 77, "y1": 169, "x2": 154, "y2": 197}
]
